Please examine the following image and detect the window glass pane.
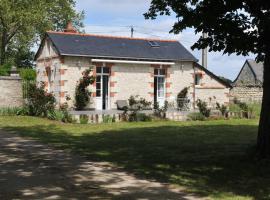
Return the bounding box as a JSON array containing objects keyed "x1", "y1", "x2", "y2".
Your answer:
[
  {"x1": 158, "y1": 90, "x2": 164, "y2": 97},
  {"x1": 103, "y1": 67, "x2": 110, "y2": 74},
  {"x1": 158, "y1": 83, "x2": 164, "y2": 91},
  {"x1": 96, "y1": 67, "x2": 102, "y2": 73},
  {"x1": 158, "y1": 77, "x2": 164, "y2": 83},
  {"x1": 96, "y1": 83, "x2": 101, "y2": 90},
  {"x1": 195, "y1": 74, "x2": 201, "y2": 85},
  {"x1": 96, "y1": 76, "x2": 101, "y2": 82},
  {"x1": 154, "y1": 69, "x2": 159, "y2": 75},
  {"x1": 96, "y1": 90, "x2": 101, "y2": 97},
  {"x1": 160, "y1": 69, "x2": 166, "y2": 75}
]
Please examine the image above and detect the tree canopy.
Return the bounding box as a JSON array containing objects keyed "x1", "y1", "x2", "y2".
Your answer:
[
  {"x1": 0, "y1": 0, "x2": 84, "y2": 66},
  {"x1": 145, "y1": 0, "x2": 270, "y2": 157},
  {"x1": 145, "y1": 0, "x2": 270, "y2": 61}
]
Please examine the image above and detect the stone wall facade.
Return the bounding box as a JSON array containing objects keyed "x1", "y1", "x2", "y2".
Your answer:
[
  {"x1": 36, "y1": 39, "x2": 230, "y2": 110},
  {"x1": 0, "y1": 76, "x2": 23, "y2": 108},
  {"x1": 230, "y1": 87, "x2": 263, "y2": 102}
]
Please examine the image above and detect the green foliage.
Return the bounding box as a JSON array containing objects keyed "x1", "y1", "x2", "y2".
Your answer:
[
  {"x1": 247, "y1": 103, "x2": 261, "y2": 118},
  {"x1": 127, "y1": 95, "x2": 152, "y2": 122},
  {"x1": 0, "y1": 0, "x2": 84, "y2": 65},
  {"x1": 177, "y1": 87, "x2": 190, "y2": 110},
  {"x1": 154, "y1": 101, "x2": 168, "y2": 119},
  {"x1": 47, "y1": 104, "x2": 73, "y2": 123},
  {"x1": 59, "y1": 103, "x2": 73, "y2": 123},
  {"x1": 216, "y1": 103, "x2": 228, "y2": 117},
  {"x1": 145, "y1": 1, "x2": 267, "y2": 61},
  {"x1": 103, "y1": 115, "x2": 116, "y2": 123},
  {"x1": 128, "y1": 95, "x2": 152, "y2": 110},
  {"x1": 26, "y1": 83, "x2": 56, "y2": 117},
  {"x1": 229, "y1": 99, "x2": 261, "y2": 119},
  {"x1": 0, "y1": 107, "x2": 22, "y2": 116},
  {"x1": 0, "y1": 63, "x2": 12, "y2": 76},
  {"x1": 74, "y1": 69, "x2": 95, "y2": 110},
  {"x1": 197, "y1": 99, "x2": 211, "y2": 118},
  {"x1": 19, "y1": 68, "x2": 36, "y2": 81},
  {"x1": 187, "y1": 112, "x2": 206, "y2": 121},
  {"x1": 0, "y1": 106, "x2": 29, "y2": 116},
  {"x1": 129, "y1": 113, "x2": 152, "y2": 122},
  {"x1": 47, "y1": 110, "x2": 64, "y2": 121},
  {"x1": 79, "y1": 115, "x2": 89, "y2": 124}
]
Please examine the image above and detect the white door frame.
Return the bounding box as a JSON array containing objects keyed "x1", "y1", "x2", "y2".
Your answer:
[
  {"x1": 96, "y1": 66, "x2": 110, "y2": 110},
  {"x1": 154, "y1": 69, "x2": 166, "y2": 107}
]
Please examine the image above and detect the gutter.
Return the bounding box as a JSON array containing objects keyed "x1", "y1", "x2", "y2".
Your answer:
[{"x1": 91, "y1": 59, "x2": 175, "y2": 65}]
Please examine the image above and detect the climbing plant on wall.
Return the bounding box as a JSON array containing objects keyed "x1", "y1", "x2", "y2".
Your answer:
[{"x1": 74, "y1": 68, "x2": 95, "y2": 110}]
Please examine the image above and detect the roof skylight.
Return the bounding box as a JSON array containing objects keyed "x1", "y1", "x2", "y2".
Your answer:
[{"x1": 148, "y1": 41, "x2": 160, "y2": 48}]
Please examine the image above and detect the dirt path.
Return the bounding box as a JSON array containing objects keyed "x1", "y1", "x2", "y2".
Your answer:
[{"x1": 0, "y1": 129, "x2": 203, "y2": 200}]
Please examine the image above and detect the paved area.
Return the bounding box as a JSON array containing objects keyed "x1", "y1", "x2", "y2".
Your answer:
[{"x1": 0, "y1": 129, "x2": 203, "y2": 200}]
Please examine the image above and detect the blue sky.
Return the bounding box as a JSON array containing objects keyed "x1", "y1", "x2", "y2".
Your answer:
[{"x1": 75, "y1": 0, "x2": 255, "y2": 80}]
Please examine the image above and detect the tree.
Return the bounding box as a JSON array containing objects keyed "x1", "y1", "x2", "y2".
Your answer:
[
  {"x1": 145, "y1": 0, "x2": 270, "y2": 157},
  {"x1": 0, "y1": 0, "x2": 84, "y2": 65}
]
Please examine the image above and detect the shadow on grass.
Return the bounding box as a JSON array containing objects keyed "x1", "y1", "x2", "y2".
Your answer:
[{"x1": 2, "y1": 122, "x2": 270, "y2": 199}]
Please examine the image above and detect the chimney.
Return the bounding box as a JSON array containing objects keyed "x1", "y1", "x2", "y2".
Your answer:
[
  {"x1": 64, "y1": 21, "x2": 77, "y2": 33},
  {"x1": 202, "y1": 32, "x2": 208, "y2": 69}
]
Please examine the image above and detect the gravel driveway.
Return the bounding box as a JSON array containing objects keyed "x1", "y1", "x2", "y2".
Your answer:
[{"x1": 0, "y1": 129, "x2": 203, "y2": 200}]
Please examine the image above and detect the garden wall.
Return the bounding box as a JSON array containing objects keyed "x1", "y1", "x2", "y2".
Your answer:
[
  {"x1": 230, "y1": 86, "x2": 263, "y2": 102},
  {"x1": 0, "y1": 76, "x2": 23, "y2": 107}
]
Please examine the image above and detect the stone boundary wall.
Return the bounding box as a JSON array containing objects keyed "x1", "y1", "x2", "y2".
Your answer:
[
  {"x1": 230, "y1": 86, "x2": 263, "y2": 103},
  {"x1": 0, "y1": 76, "x2": 23, "y2": 108}
]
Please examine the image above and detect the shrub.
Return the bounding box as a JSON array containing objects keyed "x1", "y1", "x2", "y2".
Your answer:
[
  {"x1": 188, "y1": 112, "x2": 206, "y2": 121},
  {"x1": 197, "y1": 99, "x2": 211, "y2": 118},
  {"x1": 19, "y1": 68, "x2": 36, "y2": 81},
  {"x1": 0, "y1": 107, "x2": 21, "y2": 116},
  {"x1": 177, "y1": 87, "x2": 189, "y2": 110},
  {"x1": 59, "y1": 103, "x2": 73, "y2": 123},
  {"x1": 129, "y1": 112, "x2": 152, "y2": 122},
  {"x1": 80, "y1": 115, "x2": 89, "y2": 124},
  {"x1": 103, "y1": 115, "x2": 116, "y2": 123},
  {"x1": 74, "y1": 69, "x2": 95, "y2": 110},
  {"x1": 0, "y1": 63, "x2": 12, "y2": 76},
  {"x1": 247, "y1": 103, "x2": 261, "y2": 118},
  {"x1": 128, "y1": 95, "x2": 152, "y2": 110},
  {"x1": 136, "y1": 113, "x2": 152, "y2": 122},
  {"x1": 16, "y1": 107, "x2": 30, "y2": 116},
  {"x1": 216, "y1": 103, "x2": 228, "y2": 117},
  {"x1": 26, "y1": 82, "x2": 56, "y2": 117},
  {"x1": 127, "y1": 95, "x2": 152, "y2": 122},
  {"x1": 154, "y1": 101, "x2": 168, "y2": 119}
]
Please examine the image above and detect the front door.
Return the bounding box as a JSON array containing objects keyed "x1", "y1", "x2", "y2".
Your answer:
[
  {"x1": 154, "y1": 68, "x2": 165, "y2": 107},
  {"x1": 96, "y1": 67, "x2": 110, "y2": 110}
]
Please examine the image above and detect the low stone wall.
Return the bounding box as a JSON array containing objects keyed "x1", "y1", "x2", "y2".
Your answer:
[
  {"x1": 0, "y1": 76, "x2": 23, "y2": 108},
  {"x1": 230, "y1": 86, "x2": 263, "y2": 102}
]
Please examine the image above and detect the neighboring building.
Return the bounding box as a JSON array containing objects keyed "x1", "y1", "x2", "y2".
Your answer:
[
  {"x1": 35, "y1": 24, "x2": 231, "y2": 110},
  {"x1": 231, "y1": 59, "x2": 263, "y2": 102}
]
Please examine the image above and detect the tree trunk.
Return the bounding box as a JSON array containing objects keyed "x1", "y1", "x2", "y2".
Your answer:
[
  {"x1": 0, "y1": 31, "x2": 7, "y2": 65},
  {"x1": 257, "y1": 51, "x2": 270, "y2": 157}
]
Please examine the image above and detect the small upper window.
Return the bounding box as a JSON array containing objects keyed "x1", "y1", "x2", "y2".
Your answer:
[
  {"x1": 154, "y1": 69, "x2": 166, "y2": 76},
  {"x1": 148, "y1": 41, "x2": 160, "y2": 48},
  {"x1": 195, "y1": 74, "x2": 202, "y2": 86}
]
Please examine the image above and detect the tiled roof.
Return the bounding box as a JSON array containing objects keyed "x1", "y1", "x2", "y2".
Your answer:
[
  {"x1": 247, "y1": 59, "x2": 264, "y2": 83},
  {"x1": 45, "y1": 31, "x2": 198, "y2": 62}
]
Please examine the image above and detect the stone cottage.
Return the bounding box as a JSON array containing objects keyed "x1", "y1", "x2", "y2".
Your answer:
[
  {"x1": 35, "y1": 24, "x2": 231, "y2": 110},
  {"x1": 231, "y1": 59, "x2": 263, "y2": 102}
]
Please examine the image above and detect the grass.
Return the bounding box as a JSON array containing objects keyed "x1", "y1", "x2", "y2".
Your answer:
[{"x1": 0, "y1": 116, "x2": 269, "y2": 200}]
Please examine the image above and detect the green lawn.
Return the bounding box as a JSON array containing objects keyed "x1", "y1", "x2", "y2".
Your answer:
[{"x1": 0, "y1": 116, "x2": 269, "y2": 200}]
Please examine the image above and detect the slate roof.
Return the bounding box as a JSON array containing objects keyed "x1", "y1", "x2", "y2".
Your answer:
[
  {"x1": 43, "y1": 31, "x2": 197, "y2": 62},
  {"x1": 246, "y1": 59, "x2": 264, "y2": 83}
]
